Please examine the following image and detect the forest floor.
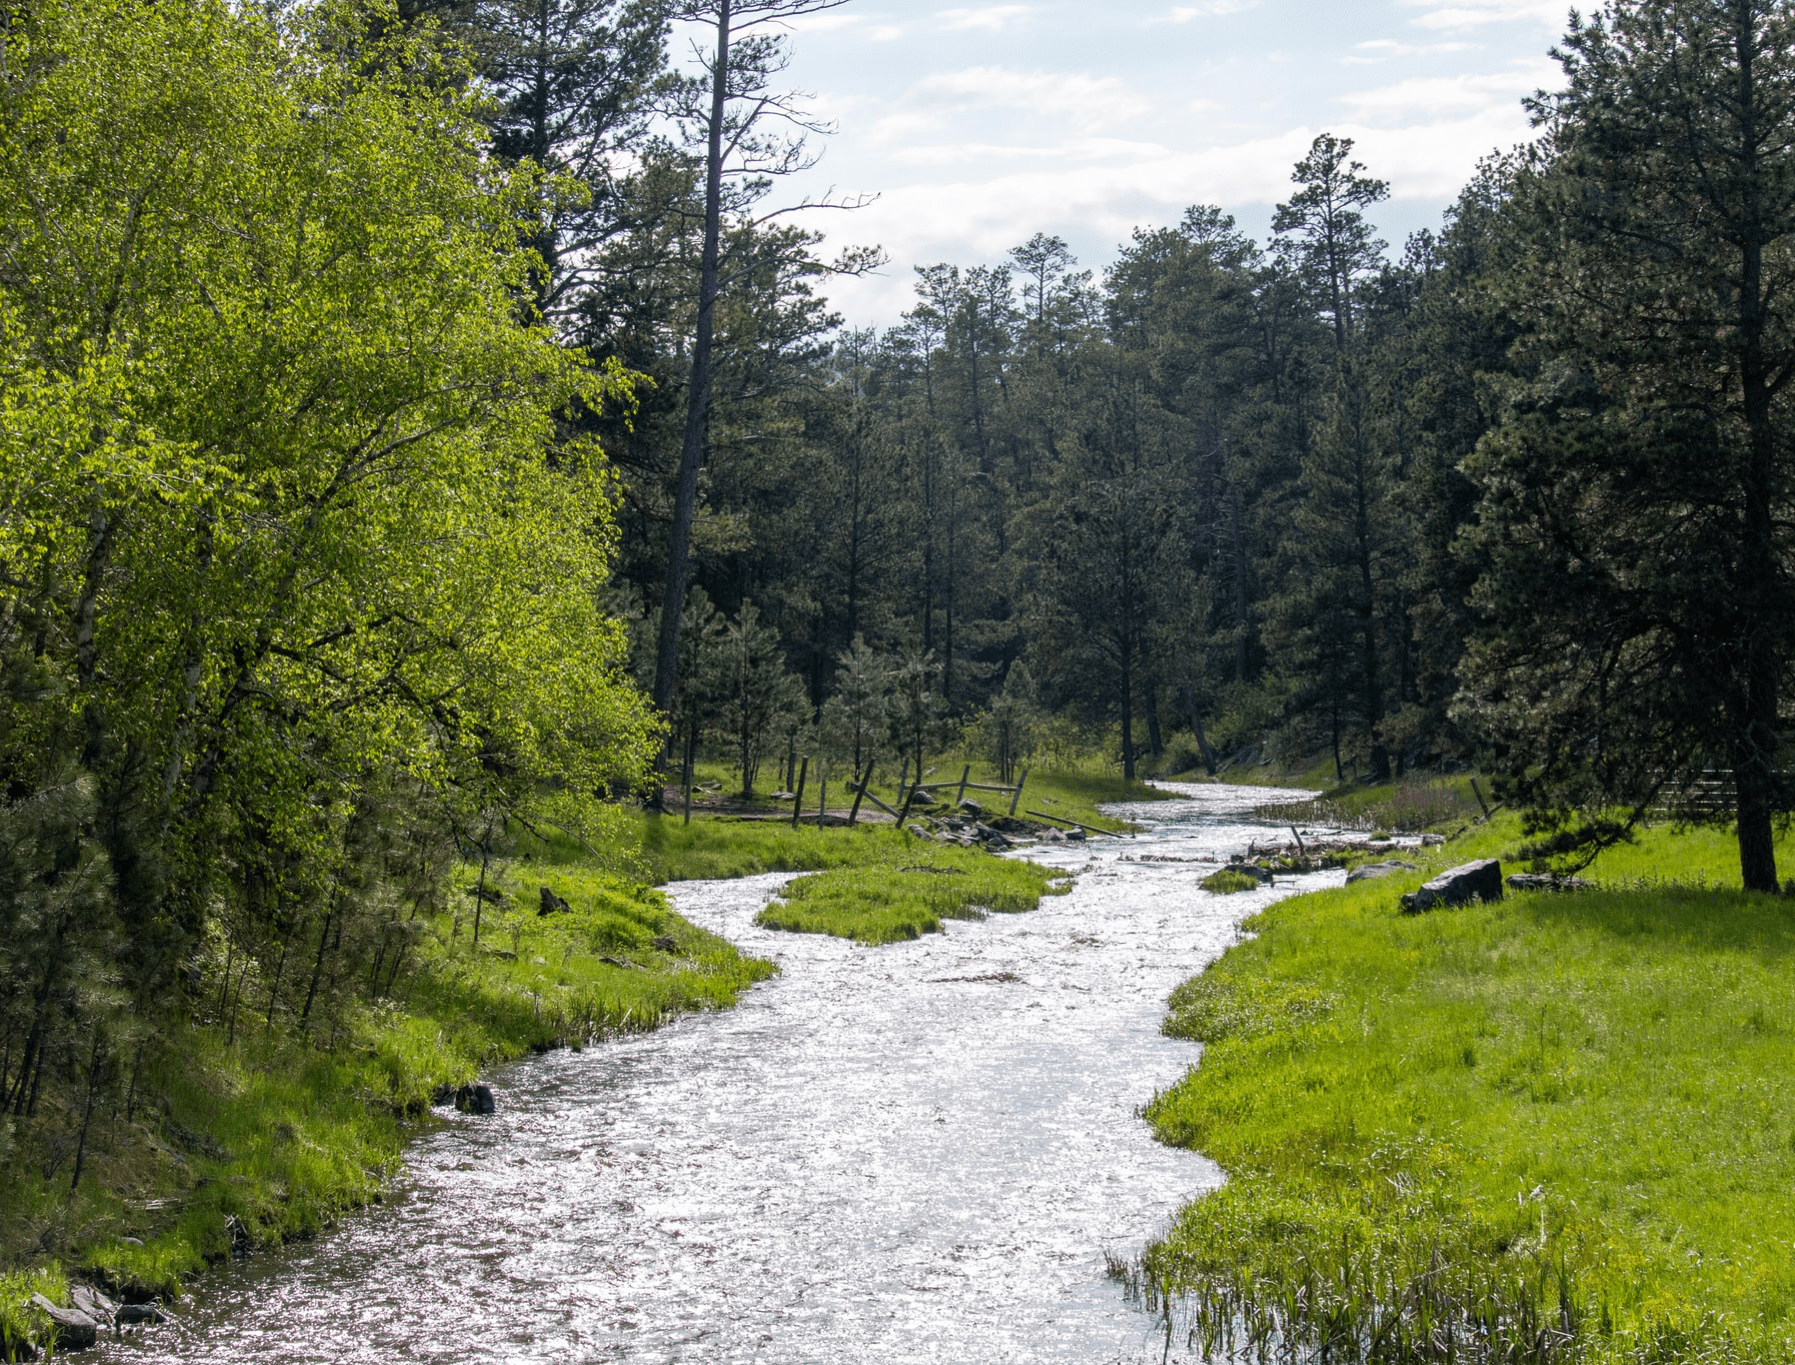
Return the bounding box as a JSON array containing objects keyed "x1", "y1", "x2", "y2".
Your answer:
[
  {"x1": 0, "y1": 764, "x2": 1167, "y2": 1356},
  {"x1": 1135, "y1": 810, "x2": 1795, "y2": 1364}
]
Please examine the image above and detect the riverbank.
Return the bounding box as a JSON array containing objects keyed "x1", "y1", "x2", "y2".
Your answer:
[
  {"x1": 1, "y1": 765, "x2": 1159, "y2": 1356},
  {"x1": 0, "y1": 870, "x2": 772, "y2": 1358},
  {"x1": 1135, "y1": 815, "x2": 1795, "y2": 1363}
]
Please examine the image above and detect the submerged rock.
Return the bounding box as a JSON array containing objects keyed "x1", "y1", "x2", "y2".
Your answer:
[
  {"x1": 455, "y1": 1083, "x2": 497, "y2": 1115},
  {"x1": 1401, "y1": 860, "x2": 1503, "y2": 914}
]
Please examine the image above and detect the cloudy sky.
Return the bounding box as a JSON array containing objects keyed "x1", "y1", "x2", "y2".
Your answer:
[{"x1": 679, "y1": 0, "x2": 1574, "y2": 324}]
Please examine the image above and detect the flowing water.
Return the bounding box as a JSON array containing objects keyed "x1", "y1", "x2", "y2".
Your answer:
[{"x1": 103, "y1": 781, "x2": 1352, "y2": 1364}]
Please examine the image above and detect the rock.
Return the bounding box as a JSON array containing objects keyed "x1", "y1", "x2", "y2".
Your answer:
[
  {"x1": 1346, "y1": 860, "x2": 1416, "y2": 883},
  {"x1": 1226, "y1": 860, "x2": 1275, "y2": 883},
  {"x1": 1506, "y1": 873, "x2": 1594, "y2": 893},
  {"x1": 28, "y1": 1296, "x2": 98, "y2": 1351},
  {"x1": 114, "y1": 1303, "x2": 166, "y2": 1328},
  {"x1": 432, "y1": 1081, "x2": 457, "y2": 1105},
  {"x1": 650, "y1": 935, "x2": 678, "y2": 952},
  {"x1": 69, "y1": 1286, "x2": 117, "y2": 1324},
  {"x1": 958, "y1": 799, "x2": 986, "y2": 818},
  {"x1": 1065, "y1": 829, "x2": 1086, "y2": 842},
  {"x1": 538, "y1": 886, "x2": 571, "y2": 916},
  {"x1": 1401, "y1": 859, "x2": 1504, "y2": 914},
  {"x1": 454, "y1": 1083, "x2": 496, "y2": 1115}
]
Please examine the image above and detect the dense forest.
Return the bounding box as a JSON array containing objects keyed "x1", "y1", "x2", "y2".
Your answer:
[{"x1": 3, "y1": 0, "x2": 1793, "y2": 1211}]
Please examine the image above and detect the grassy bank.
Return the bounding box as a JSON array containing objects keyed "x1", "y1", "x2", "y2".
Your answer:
[
  {"x1": 1133, "y1": 816, "x2": 1795, "y2": 1363},
  {"x1": 0, "y1": 867, "x2": 770, "y2": 1358}
]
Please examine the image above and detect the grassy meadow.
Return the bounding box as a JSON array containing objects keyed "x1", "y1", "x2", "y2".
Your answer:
[{"x1": 1134, "y1": 812, "x2": 1795, "y2": 1364}]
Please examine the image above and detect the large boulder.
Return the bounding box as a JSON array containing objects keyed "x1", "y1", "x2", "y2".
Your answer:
[
  {"x1": 28, "y1": 1296, "x2": 98, "y2": 1351},
  {"x1": 1401, "y1": 860, "x2": 1503, "y2": 914}
]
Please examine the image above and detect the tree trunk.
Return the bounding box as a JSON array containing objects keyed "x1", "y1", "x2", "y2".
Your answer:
[{"x1": 650, "y1": 0, "x2": 732, "y2": 739}]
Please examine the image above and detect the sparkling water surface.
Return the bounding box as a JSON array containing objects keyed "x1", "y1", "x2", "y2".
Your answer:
[{"x1": 105, "y1": 781, "x2": 1346, "y2": 1364}]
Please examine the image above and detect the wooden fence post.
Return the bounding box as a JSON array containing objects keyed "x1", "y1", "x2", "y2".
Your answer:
[
  {"x1": 790, "y1": 757, "x2": 808, "y2": 830},
  {"x1": 1009, "y1": 769, "x2": 1028, "y2": 817},
  {"x1": 848, "y1": 762, "x2": 873, "y2": 826},
  {"x1": 955, "y1": 765, "x2": 971, "y2": 805},
  {"x1": 896, "y1": 754, "x2": 910, "y2": 807},
  {"x1": 817, "y1": 773, "x2": 828, "y2": 829}
]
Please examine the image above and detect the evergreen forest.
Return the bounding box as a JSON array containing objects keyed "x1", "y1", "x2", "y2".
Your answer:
[{"x1": 5, "y1": 0, "x2": 1795, "y2": 1347}]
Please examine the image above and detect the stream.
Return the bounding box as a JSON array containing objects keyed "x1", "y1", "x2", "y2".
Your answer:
[{"x1": 102, "y1": 781, "x2": 1348, "y2": 1364}]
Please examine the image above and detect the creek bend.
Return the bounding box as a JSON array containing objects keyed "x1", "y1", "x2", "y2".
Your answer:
[{"x1": 102, "y1": 781, "x2": 1352, "y2": 1364}]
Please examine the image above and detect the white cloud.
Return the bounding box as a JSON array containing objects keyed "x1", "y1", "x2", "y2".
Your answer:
[
  {"x1": 1337, "y1": 57, "x2": 1554, "y2": 120},
  {"x1": 1405, "y1": 0, "x2": 1569, "y2": 30},
  {"x1": 1346, "y1": 38, "x2": 1475, "y2": 62},
  {"x1": 1158, "y1": 0, "x2": 1258, "y2": 19},
  {"x1": 906, "y1": 66, "x2": 1154, "y2": 127},
  {"x1": 873, "y1": 24, "x2": 903, "y2": 40},
  {"x1": 936, "y1": 5, "x2": 1032, "y2": 31}
]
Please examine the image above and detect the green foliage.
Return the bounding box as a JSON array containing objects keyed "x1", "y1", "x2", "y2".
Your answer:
[
  {"x1": 756, "y1": 851, "x2": 1070, "y2": 946},
  {"x1": 1138, "y1": 816, "x2": 1795, "y2": 1361}
]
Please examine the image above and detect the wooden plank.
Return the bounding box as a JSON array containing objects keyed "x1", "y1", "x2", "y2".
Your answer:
[
  {"x1": 1026, "y1": 808, "x2": 1125, "y2": 838},
  {"x1": 851, "y1": 781, "x2": 901, "y2": 820}
]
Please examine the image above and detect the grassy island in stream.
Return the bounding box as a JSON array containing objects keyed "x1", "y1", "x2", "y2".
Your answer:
[
  {"x1": 756, "y1": 848, "x2": 1071, "y2": 944},
  {"x1": 1132, "y1": 813, "x2": 1795, "y2": 1364}
]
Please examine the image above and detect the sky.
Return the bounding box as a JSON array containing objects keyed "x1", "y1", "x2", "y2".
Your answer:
[{"x1": 676, "y1": 0, "x2": 1576, "y2": 325}]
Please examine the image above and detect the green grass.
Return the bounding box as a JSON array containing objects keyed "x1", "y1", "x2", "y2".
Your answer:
[
  {"x1": 1199, "y1": 868, "x2": 1262, "y2": 894},
  {"x1": 755, "y1": 848, "x2": 1072, "y2": 945},
  {"x1": 0, "y1": 867, "x2": 770, "y2": 1351},
  {"x1": 1132, "y1": 815, "x2": 1795, "y2": 1363}
]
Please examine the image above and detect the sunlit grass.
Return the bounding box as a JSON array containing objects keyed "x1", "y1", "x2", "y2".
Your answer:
[
  {"x1": 757, "y1": 850, "x2": 1072, "y2": 945},
  {"x1": 1137, "y1": 814, "x2": 1795, "y2": 1362}
]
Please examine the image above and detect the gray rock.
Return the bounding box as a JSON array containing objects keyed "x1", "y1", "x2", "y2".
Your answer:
[
  {"x1": 1506, "y1": 873, "x2": 1594, "y2": 893},
  {"x1": 115, "y1": 1303, "x2": 166, "y2": 1328},
  {"x1": 1227, "y1": 860, "x2": 1275, "y2": 884},
  {"x1": 28, "y1": 1296, "x2": 98, "y2": 1351},
  {"x1": 958, "y1": 799, "x2": 986, "y2": 818},
  {"x1": 68, "y1": 1286, "x2": 116, "y2": 1324},
  {"x1": 1064, "y1": 828, "x2": 1086, "y2": 842},
  {"x1": 1401, "y1": 860, "x2": 1504, "y2": 914},
  {"x1": 1347, "y1": 860, "x2": 1416, "y2": 884}
]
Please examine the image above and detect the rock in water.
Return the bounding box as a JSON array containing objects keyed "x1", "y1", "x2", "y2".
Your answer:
[
  {"x1": 68, "y1": 1286, "x2": 117, "y2": 1325},
  {"x1": 1346, "y1": 860, "x2": 1416, "y2": 883},
  {"x1": 455, "y1": 1083, "x2": 497, "y2": 1115},
  {"x1": 538, "y1": 886, "x2": 572, "y2": 916},
  {"x1": 1401, "y1": 860, "x2": 1503, "y2": 914},
  {"x1": 28, "y1": 1296, "x2": 98, "y2": 1351},
  {"x1": 115, "y1": 1304, "x2": 166, "y2": 1328}
]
